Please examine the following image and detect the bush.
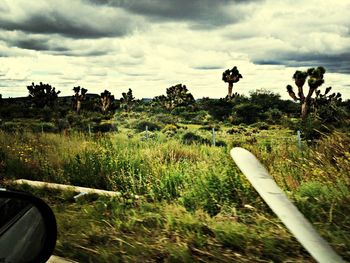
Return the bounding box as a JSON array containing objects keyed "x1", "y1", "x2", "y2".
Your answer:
[
  {"x1": 0, "y1": 122, "x2": 23, "y2": 132},
  {"x1": 162, "y1": 124, "x2": 178, "y2": 132},
  {"x1": 199, "y1": 98, "x2": 238, "y2": 121},
  {"x1": 93, "y1": 123, "x2": 115, "y2": 133},
  {"x1": 153, "y1": 114, "x2": 178, "y2": 125},
  {"x1": 133, "y1": 120, "x2": 161, "y2": 132},
  {"x1": 162, "y1": 124, "x2": 178, "y2": 137},
  {"x1": 250, "y1": 122, "x2": 269, "y2": 130},
  {"x1": 171, "y1": 106, "x2": 188, "y2": 115},
  {"x1": 32, "y1": 122, "x2": 57, "y2": 133},
  {"x1": 226, "y1": 126, "x2": 246, "y2": 134},
  {"x1": 182, "y1": 132, "x2": 210, "y2": 145},
  {"x1": 199, "y1": 124, "x2": 221, "y2": 131},
  {"x1": 265, "y1": 108, "x2": 283, "y2": 124},
  {"x1": 140, "y1": 131, "x2": 156, "y2": 140},
  {"x1": 215, "y1": 140, "x2": 227, "y2": 147},
  {"x1": 232, "y1": 103, "x2": 262, "y2": 124}
]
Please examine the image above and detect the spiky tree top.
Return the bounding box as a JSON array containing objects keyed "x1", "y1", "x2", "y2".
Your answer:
[
  {"x1": 27, "y1": 82, "x2": 60, "y2": 107},
  {"x1": 307, "y1": 67, "x2": 326, "y2": 90},
  {"x1": 100, "y1": 90, "x2": 114, "y2": 114},
  {"x1": 286, "y1": 66, "x2": 344, "y2": 121},
  {"x1": 313, "y1": 86, "x2": 343, "y2": 123},
  {"x1": 166, "y1": 84, "x2": 195, "y2": 109},
  {"x1": 286, "y1": 67, "x2": 326, "y2": 102},
  {"x1": 120, "y1": 88, "x2": 135, "y2": 104},
  {"x1": 72, "y1": 86, "x2": 88, "y2": 113},
  {"x1": 73, "y1": 86, "x2": 88, "y2": 97},
  {"x1": 151, "y1": 84, "x2": 195, "y2": 109},
  {"x1": 120, "y1": 88, "x2": 135, "y2": 111},
  {"x1": 314, "y1": 87, "x2": 342, "y2": 105},
  {"x1": 222, "y1": 66, "x2": 243, "y2": 84},
  {"x1": 100, "y1": 90, "x2": 113, "y2": 99},
  {"x1": 222, "y1": 66, "x2": 243, "y2": 98}
]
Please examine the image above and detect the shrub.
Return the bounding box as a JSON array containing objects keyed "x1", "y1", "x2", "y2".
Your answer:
[
  {"x1": 162, "y1": 124, "x2": 178, "y2": 132},
  {"x1": 171, "y1": 106, "x2": 188, "y2": 115},
  {"x1": 0, "y1": 122, "x2": 23, "y2": 132},
  {"x1": 133, "y1": 120, "x2": 161, "y2": 132},
  {"x1": 232, "y1": 103, "x2": 262, "y2": 124},
  {"x1": 182, "y1": 132, "x2": 210, "y2": 145},
  {"x1": 227, "y1": 126, "x2": 246, "y2": 134},
  {"x1": 250, "y1": 122, "x2": 269, "y2": 130},
  {"x1": 93, "y1": 123, "x2": 115, "y2": 133},
  {"x1": 154, "y1": 114, "x2": 178, "y2": 124},
  {"x1": 215, "y1": 140, "x2": 227, "y2": 147},
  {"x1": 226, "y1": 128, "x2": 239, "y2": 134},
  {"x1": 162, "y1": 124, "x2": 178, "y2": 137},
  {"x1": 265, "y1": 108, "x2": 283, "y2": 124},
  {"x1": 32, "y1": 122, "x2": 57, "y2": 133},
  {"x1": 199, "y1": 124, "x2": 221, "y2": 131},
  {"x1": 90, "y1": 116, "x2": 102, "y2": 124},
  {"x1": 140, "y1": 131, "x2": 156, "y2": 140}
]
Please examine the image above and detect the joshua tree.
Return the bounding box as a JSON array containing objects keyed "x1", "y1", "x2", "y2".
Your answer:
[
  {"x1": 152, "y1": 84, "x2": 195, "y2": 110},
  {"x1": 151, "y1": 95, "x2": 167, "y2": 108},
  {"x1": 27, "y1": 82, "x2": 61, "y2": 107},
  {"x1": 313, "y1": 87, "x2": 343, "y2": 123},
  {"x1": 120, "y1": 88, "x2": 135, "y2": 111},
  {"x1": 222, "y1": 66, "x2": 242, "y2": 99},
  {"x1": 287, "y1": 67, "x2": 326, "y2": 120},
  {"x1": 100, "y1": 90, "x2": 114, "y2": 114},
  {"x1": 166, "y1": 84, "x2": 195, "y2": 109},
  {"x1": 72, "y1": 86, "x2": 87, "y2": 114}
]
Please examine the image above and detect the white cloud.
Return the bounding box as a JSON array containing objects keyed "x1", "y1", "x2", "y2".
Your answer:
[{"x1": 0, "y1": 0, "x2": 349, "y2": 100}]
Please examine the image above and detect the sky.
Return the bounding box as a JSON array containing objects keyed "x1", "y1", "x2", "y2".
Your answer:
[{"x1": 0, "y1": 0, "x2": 350, "y2": 100}]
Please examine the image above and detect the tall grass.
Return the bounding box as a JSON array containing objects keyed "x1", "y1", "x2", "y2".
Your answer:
[{"x1": 1, "y1": 129, "x2": 349, "y2": 260}]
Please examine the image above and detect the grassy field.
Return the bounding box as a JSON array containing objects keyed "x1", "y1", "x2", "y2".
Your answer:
[{"x1": 1, "y1": 123, "x2": 350, "y2": 262}]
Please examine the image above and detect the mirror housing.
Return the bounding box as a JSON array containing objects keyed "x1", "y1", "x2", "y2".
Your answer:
[{"x1": 0, "y1": 189, "x2": 57, "y2": 263}]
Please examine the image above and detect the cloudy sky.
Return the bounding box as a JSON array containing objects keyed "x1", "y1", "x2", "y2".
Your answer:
[{"x1": 0, "y1": 0, "x2": 349, "y2": 100}]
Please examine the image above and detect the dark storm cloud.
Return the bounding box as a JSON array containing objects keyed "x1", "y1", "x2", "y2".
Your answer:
[
  {"x1": 85, "y1": 0, "x2": 260, "y2": 27},
  {"x1": 10, "y1": 38, "x2": 69, "y2": 52},
  {"x1": 253, "y1": 60, "x2": 284, "y2": 66},
  {"x1": 51, "y1": 50, "x2": 112, "y2": 57},
  {"x1": 254, "y1": 52, "x2": 350, "y2": 74},
  {"x1": 193, "y1": 66, "x2": 223, "y2": 70},
  {"x1": 0, "y1": 31, "x2": 113, "y2": 56},
  {"x1": 0, "y1": 3, "x2": 140, "y2": 39}
]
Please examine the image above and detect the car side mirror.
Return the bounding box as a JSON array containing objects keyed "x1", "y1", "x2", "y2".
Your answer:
[{"x1": 0, "y1": 189, "x2": 57, "y2": 263}]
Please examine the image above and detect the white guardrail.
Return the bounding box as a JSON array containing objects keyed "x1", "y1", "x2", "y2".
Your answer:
[{"x1": 230, "y1": 147, "x2": 344, "y2": 263}]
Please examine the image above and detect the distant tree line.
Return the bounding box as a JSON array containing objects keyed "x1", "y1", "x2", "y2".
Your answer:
[{"x1": 0, "y1": 65, "x2": 348, "y2": 138}]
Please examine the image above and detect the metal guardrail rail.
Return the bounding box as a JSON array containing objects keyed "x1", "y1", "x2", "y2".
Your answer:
[{"x1": 230, "y1": 147, "x2": 344, "y2": 263}]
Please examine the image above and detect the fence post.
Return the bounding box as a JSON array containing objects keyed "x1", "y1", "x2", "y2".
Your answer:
[
  {"x1": 146, "y1": 125, "x2": 149, "y2": 141},
  {"x1": 212, "y1": 127, "x2": 216, "y2": 146},
  {"x1": 115, "y1": 111, "x2": 118, "y2": 132},
  {"x1": 297, "y1": 130, "x2": 301, "y2": 149},
  {"x1": 41, "y1": 124, "x2": 44, "y2": 134},
  {"x1": 88, "y1": 124, "x2": 92, "y2": 136}
]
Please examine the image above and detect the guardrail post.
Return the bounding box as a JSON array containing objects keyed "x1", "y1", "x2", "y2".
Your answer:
[
  {"x1": 146, "y1": 125, "x2": 149, "y2": 141},
  {"x1": 212, "y1": 127, "x2": 216, "y2": 146},
  {"x1": 297, "y1": 130, "x2": 301, "y2": 149},
  {"x1": 88, "y1": 124, "x2": 92, "y2": 136}
]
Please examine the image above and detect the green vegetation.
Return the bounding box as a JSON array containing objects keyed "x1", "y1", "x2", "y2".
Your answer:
[
  {"x1": 1, "y1": 125, "x2": 349, "y2": 261},
  {"x1": 0, "y1": 67, "x2": 350, "y2": 261}
]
